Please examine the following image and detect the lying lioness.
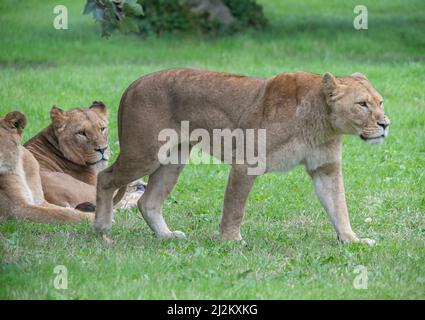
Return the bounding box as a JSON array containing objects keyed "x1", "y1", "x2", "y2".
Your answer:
[
  {"x1": 95, "y1": 68, "x2": 390, "y2": 245},
  {"x1": 25, "y1": 102, "x2": 144, "y2": 211},
  {"x1": 0, "y1": 111, "x2": 93, "y2": 223}
]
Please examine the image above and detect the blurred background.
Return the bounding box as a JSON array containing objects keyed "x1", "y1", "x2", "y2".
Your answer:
[{"x1": 0, "y1": 0, "x2": 423, "y2": 146}]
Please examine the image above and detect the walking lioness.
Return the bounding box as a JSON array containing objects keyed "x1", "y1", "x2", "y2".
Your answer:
[{"x1": 95, "y1": 68, "x2": 389, "y2": 245}]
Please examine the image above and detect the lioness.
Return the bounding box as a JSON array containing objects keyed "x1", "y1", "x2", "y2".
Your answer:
[
  {"x1": 95, "y1": 68, "x2": 389, "y2": 245},
  {"x1": 0, "y1": 111, "x2": 93, "y2": 222},
  {"x1": 24, "y1": 102, "x2": 144, "y2": 211},
  {"x1": 24, "y1": 102, "x2": 110, "y2": 210}
]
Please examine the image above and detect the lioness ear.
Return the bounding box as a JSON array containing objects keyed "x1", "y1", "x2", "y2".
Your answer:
[
  {"x1": 351, "y1": 72, "x2": 368, "y2": 81},
  {"x1": 5, "y1": 111, "x2": 27, "y2": 134},
  {"x1": 89, "y1": 101, "x2": 107, "y2": 117},
  {"x1": 50, "y1": 106, "x2": 67, "y2": 128},
  {"x1": 322, "y1": 72, "x2": 338, "y2": 98}
]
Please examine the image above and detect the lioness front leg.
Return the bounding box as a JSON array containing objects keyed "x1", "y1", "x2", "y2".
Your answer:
[
  {"x1": 220, "y1": 165, "x2": 256, "y2": 240},
  {"x1": 308, "y1": 162, "x2": 375, "y2": 245}
]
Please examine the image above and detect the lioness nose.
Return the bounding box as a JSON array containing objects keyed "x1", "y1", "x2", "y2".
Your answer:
[
  {"x1": 96, "y1": 146, "x2": 108, "y2": 155},
  {"x1": 377, "y1": 121, "x2": 389, "y2": 129}
]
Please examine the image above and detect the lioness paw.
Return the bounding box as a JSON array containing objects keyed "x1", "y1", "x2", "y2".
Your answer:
[
  {"x1": 102, "y1": 234, "x2": 114, "y2": 244},
  {"x1": 171, "y1": 231, "x2": 187, "y2": 239},
  {"x1": 85, "y1": 214, "x2": 95, "y2": 223},
  {"x1": 221, "y1": 232, "x2": 243, "y2": 241},
  {"x1": 359, "y1": 238, "x2": 376, "y2": 246},
  {"x1": 93, "y1": 220, "x2": 112, "y2": 234},
  {"x1": 160, "y1": 230, "x2": 187, "y2": 239},
  {"x1": 338, "y1": 234, "x2": 376, "y2": 246}
]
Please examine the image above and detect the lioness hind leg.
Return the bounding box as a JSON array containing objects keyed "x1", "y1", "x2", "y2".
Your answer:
[
  {"x1": 220, "y1": 165, "x2": 256, "y2": 241},
  {"x1": 95, "y1": 160, "x2": 151, "y2": 234},
  {"x1": 138, "y1": 164, "x2": 186, "y2": 239},
  {"x1": 15, "y1": 204, "x2": 93, "y2": 223},
  {"x1": 40, "y1": 172, "x2": 96, "y2": 209},
  {"x1": 94, "y1": 159, "x2": 159, "y2": 234},
  {"x1": 94, "y1": 167, "x2": 118, "y2": 234}
]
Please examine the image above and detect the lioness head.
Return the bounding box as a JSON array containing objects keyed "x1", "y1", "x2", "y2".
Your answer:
[
  {"x1": 0, "y1": 111, "x2": 26, "y2": 174},
  {"x1": 322, "y1": 72, "x2": 390, "y2": 144},
  {"x1": 50, "y1": 101, "x2": 109, "y2": 168}
]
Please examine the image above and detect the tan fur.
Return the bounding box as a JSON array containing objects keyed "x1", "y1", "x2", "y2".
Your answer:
[
  {"x1": 95, "y1": 68, "x2": 390, "y2": 245},
  {"x1": 25, "y1": 102, "x2": 109, "y2": 209},
  {"x1": 0, "y1": 111, "x2": 93, "y2": 223}
]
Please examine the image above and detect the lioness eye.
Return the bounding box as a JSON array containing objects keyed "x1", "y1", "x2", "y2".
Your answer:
[
  {"x1": 358, "y1": 101, "x2": 368, "y2": 108},
  {"x1": 101, "y1": 127, "x2": 106, "y2": 133},
  {"x1": 77, "y1": 131, "x2": 86, "y2": 137}
]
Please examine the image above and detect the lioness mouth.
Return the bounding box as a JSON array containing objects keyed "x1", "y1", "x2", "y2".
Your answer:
[
  {"x1": 86, "y1": 158, "x2": 108, "y2": 166},
  {"x1": 360, "y1": 134, "x2": 385, "y2": 141}
]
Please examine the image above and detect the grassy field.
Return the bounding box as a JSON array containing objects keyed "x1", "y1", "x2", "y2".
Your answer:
[{"x1": 0, "y1": 0, "x2": 424, "y2": 299}]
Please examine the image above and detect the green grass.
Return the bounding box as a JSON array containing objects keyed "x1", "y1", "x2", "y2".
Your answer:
[{"x1": 0, "y1": 0, "x2": 424, "y2": 299}]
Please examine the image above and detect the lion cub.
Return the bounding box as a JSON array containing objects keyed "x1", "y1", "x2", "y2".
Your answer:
[
  {"x1": 95, "y1": 68, "x2": 389, "y2": 245},
  {"x1": 0, "y1": 111, "x2": 93, "y2": 223}
]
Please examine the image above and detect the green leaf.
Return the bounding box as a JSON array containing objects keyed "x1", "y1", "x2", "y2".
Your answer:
[
  {"x1": 119, "y1": 17, "x2": 140, "y2": 33},
  {"x1": 93, "y1": 7, "x2": 104, "y2": 21},
  {"x1": 123, "y1": 0, "x2": 144, "y2": 17},
  {"x1": 83, "y1": 0, "x2": 97, "y2": 15}
]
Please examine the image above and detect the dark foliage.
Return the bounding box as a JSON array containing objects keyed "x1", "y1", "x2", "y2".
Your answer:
[{"x1": 84, "y1": 0, "x2": 268, "y2": 38}]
